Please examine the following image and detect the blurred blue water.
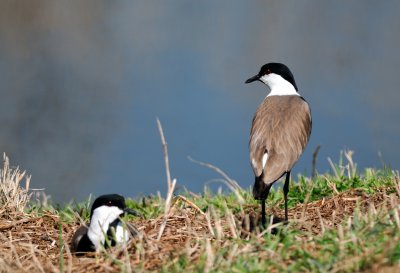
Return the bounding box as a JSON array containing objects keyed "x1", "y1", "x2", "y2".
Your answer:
[{"x1": 0, "y1": 1, "x2": 399, "y2": 203}]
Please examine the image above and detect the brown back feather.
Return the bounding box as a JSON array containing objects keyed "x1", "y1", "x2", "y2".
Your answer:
[{"x1": 249, "y1": 95, "x2": 312, "y2": 184}]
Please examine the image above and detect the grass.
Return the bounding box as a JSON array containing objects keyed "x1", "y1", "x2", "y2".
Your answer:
[{"x1": 1, "y1": 150, "x2": 400, "y2": 272}]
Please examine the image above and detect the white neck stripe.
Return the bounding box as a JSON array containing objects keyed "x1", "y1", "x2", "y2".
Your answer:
[{"x1": 259, "y1": 73, "x2": 299, "y2": 96}]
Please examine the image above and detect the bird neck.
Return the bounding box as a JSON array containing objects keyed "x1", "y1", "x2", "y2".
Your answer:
[
  {"x1": 260, "y1": 74, "x2": 299, "y2": 96},
  {"x1": 267, "y1": 85, "x2": 299, "y2": 97},
  {"x1": 267, "y1": 81, "x2": 300, "y2": 97}
]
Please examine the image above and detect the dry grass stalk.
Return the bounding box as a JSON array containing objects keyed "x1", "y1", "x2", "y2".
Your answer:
[
  {"x1": 311, "y1": 144, "x2": 321, "y2": 178},
  {"x1": 300, "y1": 180, "x2": 314, "y2": 220},
  {"x1": 343, "y1": 150, "x2": 356, "y2": 178},
  {"x1": 63, "y1": 240, "x2": 73, "y2": 273},
  {"x1": 204, "y1": 239, "x2": 214, "y2": 273},
  {"x1": 327, "y1": 150, "x2": 356, "y2": 180},
  {"x1": 156, "y1": 118, "x2": 172, "y2": 190},
  {"x1": 223, "y1": 203, "x2": 238, "y2": 239},
  {"x1": 393, "y1": 172, "x2": 400, "y2": 197},
  {"x1": 327, "y1": 157, "x2": 340, "y2": 179},
  {"x1": 188, "y1": 156, "x2": 245, "y2": 204},
  {"x1": 324, "y1": 175, "x2": 340, "y2": 195},
  {"x1": 0, "y1": 153, "x2": 32, "y2": 213},
  {"x1": 156, "y1": 118, "x2": 178, "y2": 240},
  {"x1": 157, "y1": 178, "x2": 177, "y2": 240},
  {"x1": 316, "y1": 208, "x2": 325, "y2": 234},
  {"x1": 173, "y1": 195, "x2": 205, "y2": 216}
]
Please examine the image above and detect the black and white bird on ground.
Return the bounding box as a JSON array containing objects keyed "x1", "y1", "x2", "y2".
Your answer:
[
  {"x1": 245, "y1": 63, "x2": 312, "y2": 226},
  {"x1": 71, "y1": 194, "x2": 141, "y2": 253}
]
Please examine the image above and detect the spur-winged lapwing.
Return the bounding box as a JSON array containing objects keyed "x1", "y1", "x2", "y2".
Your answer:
[
  {"x1": 71, "y1": 194, "x2": 140, "y2": 253},
  {"x1": 245, "y1": 63, "x2": 312, "y2": 226}
]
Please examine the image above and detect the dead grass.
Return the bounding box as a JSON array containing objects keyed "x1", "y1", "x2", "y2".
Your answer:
[
  {"x1": 279, "y1": 187, "x2": 393, "y2": 234},
  {"x1": 0, "y1": 186, "x2": 399, "y2": 272},
  {"x1": 0, "y1": 153, "x2": 32, "y2": 215}
]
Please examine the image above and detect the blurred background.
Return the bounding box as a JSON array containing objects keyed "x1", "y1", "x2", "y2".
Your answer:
[{"x1": 0, "y1": 1, "x2": 399, "y2": 203}]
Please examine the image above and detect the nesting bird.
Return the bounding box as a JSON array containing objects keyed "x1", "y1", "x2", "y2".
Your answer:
[
  {"x1": 71, "y1": 194, "x2": 140, "y2": 253},
  {"x1": 245, "y1": 63, "x2": 312, "y2": 226}
]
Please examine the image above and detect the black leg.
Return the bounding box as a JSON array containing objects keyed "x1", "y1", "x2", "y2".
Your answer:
[
  {"x1": 283, "y1": 171, "x2": 291, "y2": 221},
  {"x1": 261, "y1": 198, "x2": 266, "y2": 226},
  {"x1": 260, "y1": 184, "x2": 272, "y2": 227}
]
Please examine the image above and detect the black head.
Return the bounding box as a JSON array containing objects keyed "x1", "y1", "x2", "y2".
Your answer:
[
  {"x1": 245, "y1": 63, "x2": 298, "y2": 91},
  {"x1": 90, "y1": 194, "x2": 139, "y2": 220}
]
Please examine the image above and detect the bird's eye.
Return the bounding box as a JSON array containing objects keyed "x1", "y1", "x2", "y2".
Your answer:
[{"x1": 266, "y1": 69, "x2": 272, "y2": 74}]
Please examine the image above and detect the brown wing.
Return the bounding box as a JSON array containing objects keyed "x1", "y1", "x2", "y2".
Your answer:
[{"x1": 249, "y1": 95, "x2": 311, "y2": 184}]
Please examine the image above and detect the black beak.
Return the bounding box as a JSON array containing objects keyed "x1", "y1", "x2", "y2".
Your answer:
[
  {"x1": 245, "y1": 74, "x2": 259, "y2": 84},
  {"x1": 124, "y1": 208, "x2": 142, "y2": 217}
]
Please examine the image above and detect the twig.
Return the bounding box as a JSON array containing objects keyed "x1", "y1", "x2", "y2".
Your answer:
[
  {"x1": 174, "y1": 195, "x2": 206, "y2": 216},
  {"x1": 188, "y1": 156, "x2": 244, "y2": 203},
  {"x1": 156, "y1": 118, "x2": 172, "y2": 191},
  {"x1": 156, "y1": 117, "x2": 177, "y2": 240}
]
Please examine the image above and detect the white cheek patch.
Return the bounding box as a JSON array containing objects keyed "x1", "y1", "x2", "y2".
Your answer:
[{"x1": 262, "y1": 152, "x2": 268, "y2": 169}]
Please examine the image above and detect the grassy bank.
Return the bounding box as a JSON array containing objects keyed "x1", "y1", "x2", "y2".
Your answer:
[{"x1": 1, "y1": 152, "x2": 400, "y2": 272}]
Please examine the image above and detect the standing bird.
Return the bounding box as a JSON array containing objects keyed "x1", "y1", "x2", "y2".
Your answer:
[
  {"x1": 71, "y1": 194, "x2": 141, "y2": 253},
  {"x1": 245, "y1": 63, "x2": 312, "y2": 226}
]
